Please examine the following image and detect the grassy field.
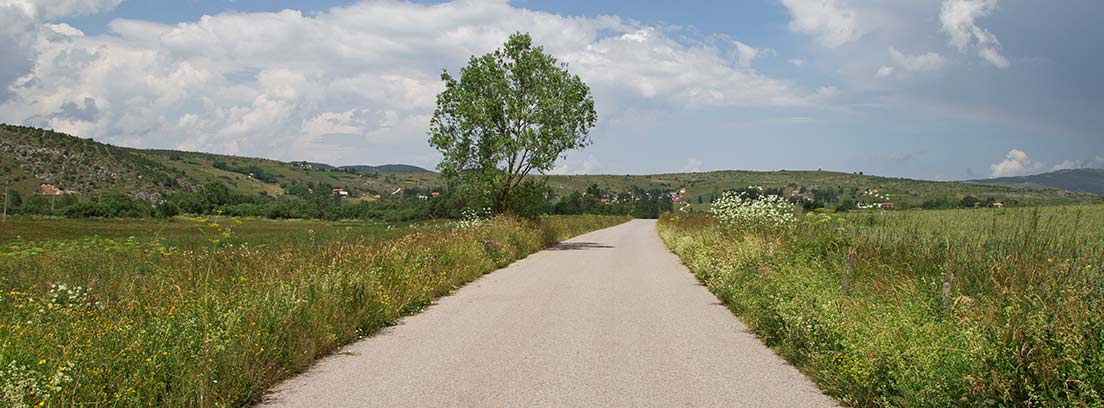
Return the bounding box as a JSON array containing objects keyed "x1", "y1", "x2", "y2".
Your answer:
[
  {"x1": 0, "y1": 214, "x2": 629, "y2": 407},
  {"x1": 0, "y1": 217, "x2": 412, "y2": 247},
  {"x1": 659, "y1": 206, "x2": 1104, "y2": 407}
]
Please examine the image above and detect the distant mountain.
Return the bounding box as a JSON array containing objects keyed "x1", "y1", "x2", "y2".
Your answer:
[
  {"x1": 967, "y1": 169, "x2": 1104, "y2": 194},
  {"x1": 339, "y1": 164, "x2": 433, "y2": 174}
]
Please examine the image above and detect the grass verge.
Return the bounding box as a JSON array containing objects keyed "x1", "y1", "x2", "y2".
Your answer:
[
  {"x1": 658, "y1": 207, "x2": 1103, "y2": 407},
  {"x1": 0, "y1": 214, "x2": 628, "y2": 406}
]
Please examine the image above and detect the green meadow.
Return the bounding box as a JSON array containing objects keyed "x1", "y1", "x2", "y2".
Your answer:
[
  {"x1": 0, "y1": 214, "x2": 628, "y2": 407},
  {"x1": 659, "y1": 205, "x2": 1104, "y2": 406}
]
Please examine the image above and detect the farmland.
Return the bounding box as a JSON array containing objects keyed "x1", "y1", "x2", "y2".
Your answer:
[
  {"x1": 0, "y1": 214, "x2": 629, "y2": 406},
  {"x1": 5, "y1": 125, "x2": 1098, "y2": 218},
  {"x1": 658, "y1": 205, "x2": 1104, "y2": 406}
]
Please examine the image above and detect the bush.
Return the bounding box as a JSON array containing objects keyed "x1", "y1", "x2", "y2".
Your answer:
[
  {"x1": 154, "y1": 202, "x2": 180, "y2": 219},
  {"x1": 709, "y1": 190, "x2": 796, "y2": 229}
]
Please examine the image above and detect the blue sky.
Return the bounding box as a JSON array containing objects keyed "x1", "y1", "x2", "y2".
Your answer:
[{"x1": 1, "y1": 0, "x2": 1101, "y2": 180}]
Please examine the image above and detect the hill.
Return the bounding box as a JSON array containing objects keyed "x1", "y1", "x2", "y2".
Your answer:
[
  {"x1": 1, "y1": 124, "x2": 440, "y2": 200},
  {"x1": 339, "y1": 164, "x2": 433, "y2": 174},
  {"x1": 541, "y1": 170, "x2": 1101, "y2": 209},
  {"x1": 966, "y1": 169, "x2": 1104, "y2": 194},
  {"x1": 2, "y1": 124, "x2": 1099, "y2": 209}
]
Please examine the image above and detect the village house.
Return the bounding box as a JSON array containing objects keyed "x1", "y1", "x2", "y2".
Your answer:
[{"x1": 332, "y1": 188, "x2": 349, "y2": 198}]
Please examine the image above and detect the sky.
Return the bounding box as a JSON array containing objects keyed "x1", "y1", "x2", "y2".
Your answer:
[{"x1": 0, "y1": 0, "x2": 1101, "y2": 180}]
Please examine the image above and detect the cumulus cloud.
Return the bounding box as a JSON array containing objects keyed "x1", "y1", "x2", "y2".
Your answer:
[
  {"x1": 889, "y1": 48, "x2": 946, "y2": 72},
  {"x1": 1051, "y1": 158, "x2": 1104, "y2": 172},
  {"x1": 0, "y1": 0, "x2": 823, "y2": 165},
  {"x1": 1, "y1": 0, "x2": 121, "y2": 20},
  {"x1": 1051, "y1": 160, "x2": 1085, "y2": 171},
  {"x1": 990, "y1": 149, "x2": 1044, "y2": 177},
  {"x1": 780, "y1": 0, "x2": 861, "y2": 47},
  {"x1": 682, "y1": 158, "x2": 703, "y2": 173},
  {"x1": 940, "y1": 0, "x2": 1010, "y2": 68},
  {"x1": 551, "y1": 154, "x2": 606, "y2": 175},
  {"x1": 877, "y1": 47, "x2": 946, "y2": 79}
]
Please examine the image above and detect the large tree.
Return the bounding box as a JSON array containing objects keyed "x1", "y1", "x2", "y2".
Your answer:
[{"x1": 429, "y1": 32, "x2": 597, "y2": 213}]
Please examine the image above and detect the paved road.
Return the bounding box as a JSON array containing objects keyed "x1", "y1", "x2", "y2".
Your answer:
[{"x1": 262, "y1": 219, "x2": 836, "y2": 407}]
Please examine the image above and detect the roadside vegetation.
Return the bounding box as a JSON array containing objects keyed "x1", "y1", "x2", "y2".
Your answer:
[
  {"x1": 659, "y1": 203, "x2": 1104, "y2": 406},
  {"x1": 0, "y1": 214, "x2": 628, "y2": 406}
]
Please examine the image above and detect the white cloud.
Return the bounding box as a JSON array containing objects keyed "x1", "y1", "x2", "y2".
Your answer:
[
  {"x1": 940, "y1": 0, "x2": 1010, "y2": 68},
  {"x1": 789, "y1": 59, "x2": 806, "y2": 66},
  {"x1": 551, "y1": 154, "x2": 605, "y2": 175},
  {"x1": 731, "y1": 40, "x2": 764, "y2": 67},
  {"x1": 1, "y1": 0, "x2": 121, "y2": 20},
  {"x1": 0, "y1": 0, "x2": 823, "y2": 165},
  {"x1": 990, "y1": 149, "x2": 1044, "y2": 177},
  {"x1": 1052, "y1": 158, "x2": 1104, "y2": 172},
  {"x1": 780, "y1": 0, "x2": 861, "y2": 48},
  {"x1": 877, "y1": 47, "x2": 946, "y2": 79},
  {"x1": 977, "y1": 47, "x2": 1009, "y2": 69},
  {"x1": 875, "y1": 66, "x2": 896, "y2": 78},
  {"x1": 682, "y1": 158, "x2": 703, "y2": 173},
  {"x1": 1051, "y1": 160, "x2": 1084, "y2": 171},
  {"x1": 889, "y1": 47, "x2": 946, "y2": 72}
]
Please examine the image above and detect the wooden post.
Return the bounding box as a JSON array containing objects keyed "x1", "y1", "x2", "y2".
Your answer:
[
  {"x1": 1, "y1": 178, "x2": 8, "y2": 222},
  {"x1": 843, "y1": 247, "x2": 855, "y2": 293},
  {"x1": 2, "y1": 183, "x2": 7, "y2": 223},
  {"x1": 941, "y1": 270, "x2": 955, "y2": 314}
]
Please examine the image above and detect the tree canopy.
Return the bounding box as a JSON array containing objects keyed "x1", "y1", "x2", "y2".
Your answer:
[{"x1": 429, "y1": 32, "x2": 597, "y2": 213}]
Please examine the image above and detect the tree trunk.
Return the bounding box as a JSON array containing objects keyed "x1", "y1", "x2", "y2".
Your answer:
[{"x1": 499, "y1": 183, "x2": 513, "y2": 214}]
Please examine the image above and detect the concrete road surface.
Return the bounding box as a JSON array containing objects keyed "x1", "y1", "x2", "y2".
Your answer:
[{"x1": 262, "y1": 219, "x2": 837, "y2": 407}]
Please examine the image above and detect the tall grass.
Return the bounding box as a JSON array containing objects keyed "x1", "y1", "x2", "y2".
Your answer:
[
  {"x1": 0, "y1": 214, "x2": 628, "y2": 407},
  {"x1": 659, "y1": 207, "x2": 1103, "y2": 407}
]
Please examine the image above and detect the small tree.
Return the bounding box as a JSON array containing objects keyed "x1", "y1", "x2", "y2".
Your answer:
[{"x1": 429, "y1": 32, "x2": 597, "y2": 213}]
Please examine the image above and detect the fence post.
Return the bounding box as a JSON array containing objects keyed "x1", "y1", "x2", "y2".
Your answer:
[
  {"x1": 941, "y1": 270, "x2": 955, "y2": 314},
  {"x1": 2, "y1": 183, "x2": 8, "y2": 224},
  {"x1": 843, "y1": 247, "x2": 855, "y2": 293}
]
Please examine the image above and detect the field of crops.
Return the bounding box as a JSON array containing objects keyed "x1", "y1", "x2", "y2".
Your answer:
[
  {"x1": 659, "y1": 206, "x2": 1104, "y2": 406},
  {"x1": 0, "y1": 214, "x2": 629, "y2": 407}
]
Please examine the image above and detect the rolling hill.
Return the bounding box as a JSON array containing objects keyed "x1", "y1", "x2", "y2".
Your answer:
[
  {"x1": 0, "y1": 124, "x2": 440, "y2": 200},
  {"x1": 338, "y1": 164, "x2": 433, "y2": 174},
  {"x1": 966, "y1": 169, "x2": 1104, "y2": 194},
  {"x1": 291, "y1": 162, "x2": 433, "y2": 174},
  {"x1": 2, "y1": 124, "x2": 1100, "y2": 208}
]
